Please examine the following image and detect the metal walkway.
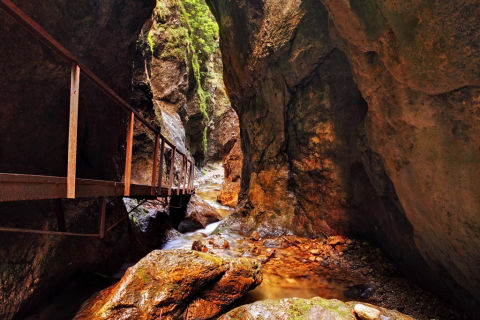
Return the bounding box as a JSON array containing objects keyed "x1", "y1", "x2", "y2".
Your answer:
[{"x1": 0, "y1": 0, "x2": 195, "y2": 237}]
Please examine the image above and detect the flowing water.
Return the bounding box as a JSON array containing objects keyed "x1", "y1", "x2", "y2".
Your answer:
[{"x1": 22, "y1": 162, "x2": 461, "y2": 320}]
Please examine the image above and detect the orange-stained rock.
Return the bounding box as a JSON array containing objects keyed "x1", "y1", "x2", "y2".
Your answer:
[
  {"x1": 74, "y1": 250, "x2": 261, "y2": 320},
  {"x1": 217, "y1": 107, "x2": 242, "y2": 208},
  {"x1": 185, "y1": 257, "x2": 262, "y2": 320}
]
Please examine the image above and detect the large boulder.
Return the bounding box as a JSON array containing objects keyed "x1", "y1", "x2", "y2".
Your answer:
[
  {"x1": 219, "y1": 298, "x2": 414, "y2": 320},
  {"x1": 178, "y1": 195, "x2": 223, "y2": 233},
  {"x1": 74, "y1": 249, "x2": 262, "y2": 320}
]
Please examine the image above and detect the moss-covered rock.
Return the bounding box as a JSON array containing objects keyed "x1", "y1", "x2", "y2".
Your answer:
[
  {"x1": 219, "y1": 298, "x2": 415, "y2": 320},
  {"x1": 75, "y1": 250, "x2": 262, "y2": 320}
]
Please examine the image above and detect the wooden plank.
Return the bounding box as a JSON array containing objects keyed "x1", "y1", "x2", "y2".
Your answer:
[
  {"x1": 157, "y1": 138, "x2": 165, "y2": 193},
  {"x1": 99, "y1": 197, "x2": 106, "y2": 239},
  {"x1": 67, "y1": 63, "x2": 80, "y2": 199},
  {"x1": 168, "y1": 146, "x2": 176, "y2": 197},
  {"x1": 124, "y1": 112, "x2": 134, "y2": 196},
  {"x1": 151, "y1": 134, "x2": 160, "y2": 195}
]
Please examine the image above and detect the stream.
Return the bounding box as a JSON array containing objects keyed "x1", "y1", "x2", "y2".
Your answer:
[{"x1": 22, "y1": 163, "x2": 462, "y2": 320}]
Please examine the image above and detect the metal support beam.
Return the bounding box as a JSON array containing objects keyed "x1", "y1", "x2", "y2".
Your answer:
[
  {"x1": 124, "y1": 112, "x2": 134, "y2": 196},
  {"x1": 67, "y1": 63, "x2": 80, "y2": 199},
  {"x1": 151, "y1": 134, "x2": 160, "y2": 195}
]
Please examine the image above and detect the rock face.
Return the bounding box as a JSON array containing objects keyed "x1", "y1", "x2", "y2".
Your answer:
[
  {"x1": 207, "y1": 0, "x2": 480, "y2": 316},
  {"x1": 219, "y1": 298, "x2": 414, "y2": 320},
  {"x1": 320, "y1": 1, "x2": 480, "y2": 316},
  {"x1": 131, "y1": 0, "x2": 233, "y2": 176},
  {"x1": 75, "y1": 249, "x2": 262, "y2": 320},
  {"x1": 0, "y1": 1, "x2": 155, "y2": 318},
  {"x1": 124, "y1": 198, "x2": 181, "y2": 259},
  {"x1": 207, "y1": 0, "x2": 368, "y2": 237},
  {"x1": 217, "y1": 107, "x2": 242, "y2": 208}
]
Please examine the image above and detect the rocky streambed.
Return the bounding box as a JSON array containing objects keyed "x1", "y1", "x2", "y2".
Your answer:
[{"x1": 22, "y1": 163, "x2": 466, "y2": 320}]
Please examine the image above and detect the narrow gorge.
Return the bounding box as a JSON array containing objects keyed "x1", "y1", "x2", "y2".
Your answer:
[{"x1": 0, "y1": 0, "x2": 478, "y2": 319}]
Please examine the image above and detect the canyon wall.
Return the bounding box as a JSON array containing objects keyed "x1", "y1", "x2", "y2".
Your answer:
[
  {"x1": 206, "y1": 0, "x2": 480, "y2": 316},
  {"x1": 131, "y1": 0, "x2": 232, "y2": 178},
  {"x1": 131, "y1": 0, "x2": 241, "y2": 205},
  {"x1": 0, "y1": 0, "x2": 155, "y2": 318}
]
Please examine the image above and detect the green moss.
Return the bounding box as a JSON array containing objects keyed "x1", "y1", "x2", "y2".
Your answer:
[
  {"x1": 147, "y1": 30, "x2": 155, "y2": 54},
  {"x1": 150, "y1": 0, "x2": 224, "y2": 159}
]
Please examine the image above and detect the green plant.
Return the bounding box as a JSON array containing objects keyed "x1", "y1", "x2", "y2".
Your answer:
[{"x1": 147, "y1": 30, "x2": 155, "y2": 54}]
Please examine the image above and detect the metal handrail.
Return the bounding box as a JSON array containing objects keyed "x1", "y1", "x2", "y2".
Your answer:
[{"x1": 0, "y1": 0, "x2": 195, "y2": 198}]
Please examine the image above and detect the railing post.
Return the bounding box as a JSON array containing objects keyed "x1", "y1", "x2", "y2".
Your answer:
[
  {"x1": 124, "y1": 112, "x2": 134, "y2": 196},
  {"x1": 188, "y1": 160, "x2": 192, "y2": 192},
  {"x1": 157, "y1": 138, "x2": 165, "y2": 194},
  {"x1": 67, "y1": 63, "x2": 80, "y2": 199},
  {"x1": 168, "y1": 146, "x2": 176, "y2": 197},
  {"x1": 190, "y1": 160, "x2": 194, "y2": 191},
  {"x1": 151, "y1": 134, "x2": 160, "y2": 196}
]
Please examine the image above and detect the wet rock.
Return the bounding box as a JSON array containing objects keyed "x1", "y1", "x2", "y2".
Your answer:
[
  {"x1": 220, "y1": 297, "x2": 414, "y2": 320},
  {"x1": 185, "y1": 257, "x2": 262, "y2": 319},
  {"x1": 125, "y1": 199, "x2": 180, "y2": 259},
  {"x1": 192, "y1": 240, "x2": 208, "y2": 253},
  {"x1": 250, "y1": 231, "x2": 261, "y2": 241},
  {"x1": 178, "y1": 195, "x2": 223, "y2": 233},
  {"x1": 354, "y1": 304, "x2": 381, "y2": 320},
  {"x1": 348, "y1": 303, "x2": 415, "y2": 320},
  {"x1": 262, "y1": 238, "x2": 284, "y2": 248},
  {"x1": 211, "y1": 238, "x2": 230, "y2": 250},
  {"x1": 219, "y1": 297, "x2": 355, "y2": 320},
  {"x1": 75, "y1": 250, "x2": 262, "y2": 320}
]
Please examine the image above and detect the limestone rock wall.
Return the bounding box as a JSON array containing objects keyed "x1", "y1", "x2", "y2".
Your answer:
[{"x1": 206, "y1": 0, "x2": 480, "y2": 316}]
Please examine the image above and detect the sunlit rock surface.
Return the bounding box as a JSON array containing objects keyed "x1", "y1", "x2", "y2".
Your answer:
[{"x1": 74, "y1": 250, "x2": 262, "y2": 320}]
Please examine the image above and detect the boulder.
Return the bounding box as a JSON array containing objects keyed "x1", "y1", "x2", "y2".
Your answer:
[
  {"x1": 74, "y1": 250, "x2": 262, "y2": 320},
  {"x1": 178, "y1": 195, "x2": 223, "y2": 233},
  {"x1": 219, "y1": 297, "x2": 415, "y2": 320}
]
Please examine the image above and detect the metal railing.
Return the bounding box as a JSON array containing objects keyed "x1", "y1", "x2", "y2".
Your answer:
[{"x1": 0, "y1": 0, "x2": 195, "y2": 202}]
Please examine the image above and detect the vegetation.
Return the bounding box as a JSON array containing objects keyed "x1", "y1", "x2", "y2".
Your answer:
[
  {"x1": 149, "y1": 0, "x2": 224, "y2": 156},
  {"x1": 147, "y1": 30, "x2": 155, "y2": 54}
]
